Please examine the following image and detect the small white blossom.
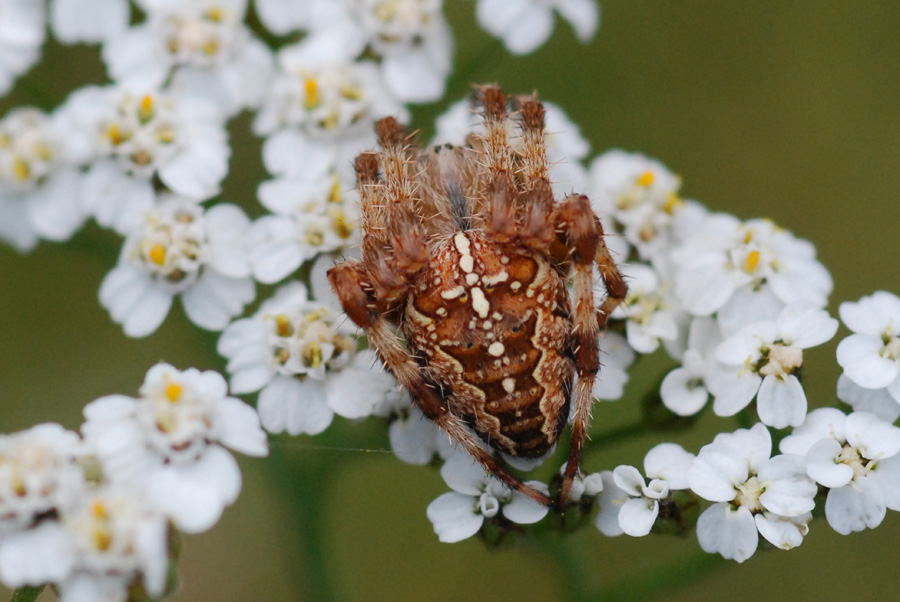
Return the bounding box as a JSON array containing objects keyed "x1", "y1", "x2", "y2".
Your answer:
[
  {"x1": 780, "y1": 408, "x2": 900, "y2": 535},
  {"x1": 707, "y1": 301, "x2": 838, "y2": 428},
  {"x1": 0, "y1": 107, "x2": 87, "y2": 251},
  {"x1": 0, "y1": 0, "x2": 45, "y2": 95},
  {"x1": 591, "y1": 331, "x2": 635, "y2": 401},
  {"x1": 426, "y1": 451, "x2": 549, "y2": 543},
  {"x1": 688, "y1": 423, "x2": 816, "y2": 562},
  {"x1": 836, "y1": 291, "x2": 900, "y2": 409},
  {"x1": 253, "y1": 33, "x2": 406, "y2": 140},
  {"x1": 595, "y1": 443, "x2": 694, "y2": 537},
  {"x1": 609, "y1": 263, "x2": 679, "y2": 354},
  {"x1": 103, "y1": 0, "x2": 274, "y2": 116},
  {"x1": 60, "y1": 85, "x2": 229, "y2": 232},
  {"x1": 99, "y1": 199, "x2": 255, "y2": 337},
  {"x1": 218, "y1": 282, "x2": 395, "y2": 435},
  {"x1": 672, "y1": 215, "x2": 832, "y2": 330},
  {"x1": 660, "y1": 317, "x2": 723, "y2": 416},
  {"x1": 588, "y1": 149, "x2": 685, "y2": 261},
  {"x1": 81, "y1": 363, "x2": 268, "y2": 533},
  {"x1": 475, "y1": 0, "x2": 599, "y2": 55}
]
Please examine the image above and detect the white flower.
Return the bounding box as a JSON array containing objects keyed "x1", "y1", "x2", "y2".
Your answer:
[
  {"x1": 609, "y1": 263, "x2": 679, "y2": 354},
  {"x1": 595, "y1": 443, "x2": 694, "y2": 537},
  {"x1": 588, "y1": 149, "x2": 684, "y2": 261},
  {"x1": 475, "y1": 0, "x2": 599, "y2": 55},
  {"x1": 837, "y1": 373, "x2": 900, "y2": 423},
  {"x1": 60, "y1": 85, "x2": 229, "y2": 232},
  {"x1": 688, "y1": 423, "x2": 816, "y2": 562},
  {"x1": 0, "y1": 424, "x2": 85, "y2": 535},
  {"x1": 426, "y1": 451, "x2": 549, "y2": 543},
  {"x1": 103, "y1": 0, "x2": 274, "y2": 116},
  {"x1": 253, "y1": 33, "x2": 406, "y2": 139},
  {"x1": 660, "y1": 317, "x2": 722, "y2": 416},
  {"x1": 217, "y1": 281, "x2": 395, "y2": 435},
  {"x1": 50, "y1": 0, "x2": 130, "y2": 44},
  {"x1": 434, "y1": 96, "x2": 589, "y2": 197},
  {"x1": 672, "y1": 215, "x2": 832, "y2": 327},
  {"x1": 250, "y1": 138, "x2": 361, "y2": 284},
  {"x1": 0, "y1": 107, "x2": 87, "y2": 251},
  {"x1": 0, "y1": 0, "x2": 45, "y2": 95},
  {"x1": 780, "y1": 408, "x2": 900, "y2": 535},
  {"x1": 81, "y1": 363, "x2": 268, "y2": 533},
  {"x1": 837, "y1": 291, "x2": 900, "y2": 406},
  {"x1": 707, "y1": 301, "x2": 838, "y2": 428},
  {"x1": 99, "y1": 199, "x2": 255, "y2": 337}
]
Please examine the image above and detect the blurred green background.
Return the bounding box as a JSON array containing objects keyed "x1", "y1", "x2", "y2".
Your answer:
[{"x1": 2, "y1": 1, "x2": 900, "y2": 600}]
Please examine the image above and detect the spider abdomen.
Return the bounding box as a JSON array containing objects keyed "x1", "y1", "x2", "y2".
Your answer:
[{"x1": 404, "y1": 231, "x2": 575, "y2": 458}]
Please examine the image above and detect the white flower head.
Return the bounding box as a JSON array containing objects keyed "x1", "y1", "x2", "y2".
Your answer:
[
  {"x1": 218, "y1": 281, "x2": 395, "y2": 436},
  {"x1": 672, "y1": 215, "x2": 833, "y2": 327},
  {"x1": 250, "y1": 165, "x2": 361, "y2": 284},
  {"x1": 588, "y1": 149, "x2": 683, "y2": 260},
  {"x1": 780, "y1": 408, "x2": 900, "y2": 535},
  {"x1": 0, "y1": 0, "x2": 45, "y2": 95},
  {"x1": 60, "y1": 85, "x2": 229, "y2": 232},
  {"x1": 50, "y1": 0, "x2": 130, "y2": 44},
  {"x1": 426, "y1": 451, "x2": 549, "y2": 542},
  {"x1": 104, "y1": 0, "x2": 274, "y2": 116},
  {"x1": 595, "y1": 443, "x2": 694, "y2": 538},
  {"x1": 608, "y1": 263, "x2": 679, "y2": 354},
  {"x1": 688, "y1": 423, "x2": 816, "y2": 562},
  {"x1": 660, "y1": 316, "x2": 723, "y2": 416},
  {"x1": 434, "y1": 95, "x2": 589, "y2": 197},
  {"x1": 99, "y1": 198, "x2": 255, "y2": 337},
  {"x1": 0, "y1": 424, "x2": 85, "y2": 535},
  {"x1": 590, "y1": 331, "x2": 636, "y2": 402},
  {"x1": 0, "y1": 107, "x2": 87, "y2": 251},
  {"x1": 475, "y1": 0, "x2": 599, "y2": 55},
  {"x1": 253, "y1": 34, "x2": 406, "y2": 139},
  {"x1": 707, "y1": 301, "x2": 839, "y2": 428},
  {"x1": 837, "y1": 291, "x2": 900, "y2": 408},
  {"x1": 81, "y1": 363, "x2": 268, "y2": 533}
]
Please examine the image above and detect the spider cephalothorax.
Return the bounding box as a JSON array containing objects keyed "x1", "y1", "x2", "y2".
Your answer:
[{"x1": 328, "y1": 85, "x2": 626, "y2": 507}]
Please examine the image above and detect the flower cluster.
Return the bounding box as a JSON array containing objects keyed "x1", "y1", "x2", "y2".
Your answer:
[{"x1": 0, "y1": 363, "x2": 267, "y2": 600}]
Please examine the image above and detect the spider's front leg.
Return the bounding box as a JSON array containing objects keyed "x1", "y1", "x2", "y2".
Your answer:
[
  {"x1": 553, "y1": 195, "x2": 627, "y2": 509},
  {"x1": 327, "y1": 262, "x2": 553, "y2": 507}
]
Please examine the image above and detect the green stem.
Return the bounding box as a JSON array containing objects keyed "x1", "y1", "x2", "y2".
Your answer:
[{"x1": 10, "y1": 586, "x2": 44, "y2": 602}]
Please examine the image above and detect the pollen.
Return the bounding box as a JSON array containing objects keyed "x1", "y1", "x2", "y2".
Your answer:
[
  {"x1": 202, "y1": 40, "x2": 220, "y2": 56},
  {"x1": 12, "y1": 156, "x2": 29, "y2": 181},
  {"x1": 328, "y1": 174, "x2": 342, "y2": 203},
  {"x1": 744, "y1": 250, "x2": 761, "y2": 273},
  {"x1": 138, "y1": 95, "x2": 155, "y2": 123},
  {"x1": 636, "y1": 170, "x2": 655, "y2": 187},
  {"x1": 663, "y1": 194, "x2": 683, "y2": 215},
  {"x1": 274, "y1": 314, "x2": 293, "y2": 337},
  {"x1": 148, "y1": 244, "x2": 167, "y2": 266},
  {"x1": 107, "y1": 123, "x2": 126, "y2": 146},
  {"x1": 304, "y1": 78, "x2": 321, "y2": 110},
  {"x1": 207, "y1": 6, "x2": 223, "y2": 22},
  {"x1": 165, "y1": 382, "x2": 183, "y2": 402}
]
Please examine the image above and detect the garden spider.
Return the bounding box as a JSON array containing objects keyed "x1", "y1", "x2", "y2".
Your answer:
[{"x1": 328, "y1": 84, "x2": 626, "y2": 508}]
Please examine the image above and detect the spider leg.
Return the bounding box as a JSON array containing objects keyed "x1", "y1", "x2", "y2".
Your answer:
[
  {"x1": 515, "y1": 93, "x2": 555, "y2": 249},
  {"x1": 479, "y1": 85, "x2": 518, "y2": 242},
  {"x1": 327, "y1": 262, "x2": 553, "y2": 507},
  {"x1": 594, "y1": 216, "x2": 628, "y2": 329},
  {"x1": 553, "y1": 194, "x2": 602, "y2": 509}
]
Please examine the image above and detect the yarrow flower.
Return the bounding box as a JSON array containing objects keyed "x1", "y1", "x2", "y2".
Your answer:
[
  {"x1": 103, "y1": 0, "x2": 274, "y2": 116},
  {"x1": 688, "y1": 423, "x2": 816, "y2": 562},
  {"x1": 81, "y1": 363, "x2": 268, "y2": 533},
  {"x1": 0, "y1": 107, "x2": 87, "y2": 251},
  {"x1": 780, "y1": 408, "x2": 900, "y2": 535},
  {"x1": 707, "y1": 301, "x2": 838, "y2": 428},
  {"x1": 595, "y1": 442, "x2": 694, "y2": 537},
  {"x1": 61, "y1": 85, "x2": 229, "y2": 233},
  {"x1": 99, "y1": 198, "x2": 255, "y2": 337},
  {"x1": 837, "y1": 291, "x2": 900, "y2": 407},
  {"x1": 426, "y1": 451, "x2": 549, "y2": 543},
  {"x1": 218, "y1": 281, "x2": 395, "y2": 436}
]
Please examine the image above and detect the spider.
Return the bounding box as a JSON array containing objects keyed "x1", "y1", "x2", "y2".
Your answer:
[{"x1": 327, "y1": 84, "x2": 626, "y2": 508}]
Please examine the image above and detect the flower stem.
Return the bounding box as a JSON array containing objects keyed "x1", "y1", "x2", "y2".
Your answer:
[{"x1": 10, "y1": 586, "x2": 44, "y2": 602}]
